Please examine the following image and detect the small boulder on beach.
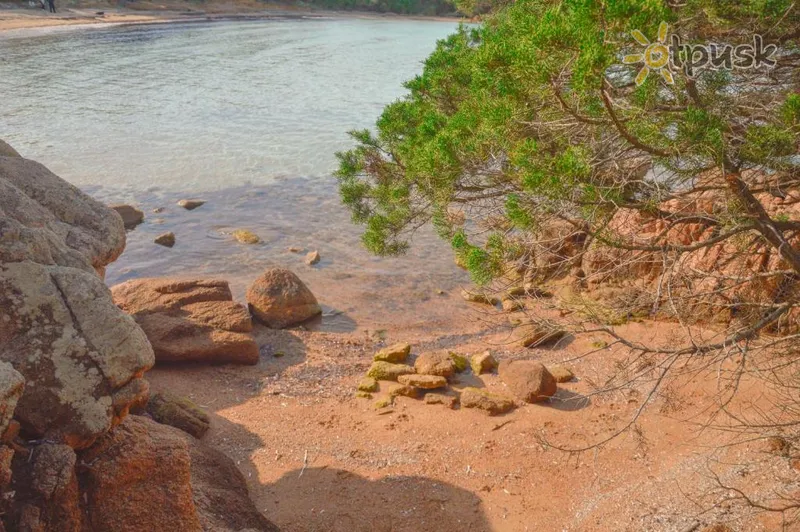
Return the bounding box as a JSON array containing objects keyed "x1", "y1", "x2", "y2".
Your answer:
[
  {"x1": 373, "y1": 343, "x2": 411, "y2": 363},
  {"x1": 499, "y1": 360, "x2": 557, "y2": 403},
  {"x1": 470, "y1": 351, "x2": 498, "y2": 375},
  {"x1": 414, "y1": 351, "x2": 456, "y2": 378},
  {"x1": 154, "y1": 232, "x2": 176, "y2": 248},
  {"x1": 147, "y1": 392, "x2": 210, "y2": 439},
  {"x1": 246, "y1": 268, "x2": 321, "y2": 328},
  {"x1": 460, "y1": 388, "x2": 515, "y2": 415},
  {"x1": 398, "y1": 374, "x2": 447, "y2": 389},
  {"x1": 366, "y1": 361, "x2": 415, "y2": 381},
  {"x1": 177, "y1": 199, "x2": 206, "y2": 210},
  {"x1": 110, "y1": 204, "x2": 145, "y2": 230}
]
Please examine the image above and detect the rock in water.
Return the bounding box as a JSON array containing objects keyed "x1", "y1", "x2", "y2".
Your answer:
[
  {"x1": 177, "y1": 199, "x2": 206, "y2": 210},
  {"x1": 0, "y1": 139, "x2": 21, "y2": 157},
  {"x1": 112, "y1": 278, "x2": 259, "y2": 365},
  {"x1": 154, "y1": 232, "x2": 176, "y2": 248},
  {"x1": 147, "y1": 392, "x2": 210, "y2": 439},
  {"x1": 232, "y1": 229, "x2": 260, "y2": 244},
  {"x1": 460, "y1": 388, "x2": 515, "y2": 415},
  {"x1": 414, "y1": 351, "x2": 457, "y2": 378},
  {"x1": 499, "y1": 360, "x2": 557, "y2": 403},
  {"x1": 373, "y1": 343, "x2": 411, "y2": 363},
  {"x1": 305, "y1": 250, "x2": 321, "y2": 265},
  {"x1": 246, "y1": 268, "x2": 321, "y2": 328},
  {"x1": 110, "y1": 204, "x2": 145, "y2": 230}
]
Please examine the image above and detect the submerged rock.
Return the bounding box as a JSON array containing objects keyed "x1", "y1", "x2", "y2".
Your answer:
[
  {"x1": 499, "y1": 360, "x2": 557, "y2": 403},
  {"x1": 366, "y1": 361, "x2": 415, "y2": 381},
  {"x1": 460, "y1": 388, "x2": 515, "y2": 415},
  {"x1": 110, "y1": 204, "x2": 145, "y2": 231},
  {"x1": 154, "y1": 232, "x2": 176, "y2": 248},
  {"x1": 373, "y1": 343, "x2": 411, "y2": 363},
  {"x1": 112, "y1": 278, "x2": 259, "y2": 365},
  {"x1": 305, "y1": 250, "x2": 321, "y2": 265},
  {"x1": 232, "y1": 229, "x2": 260, "y2": 245},
  {"x1": 246, "y1": 268, "x2": 321, "y2": 328},
  {"x1": 147, "y1": 393, "x2": 210, "y2": 439},
  {"x1": 177, "y1": 199, "x2": 206, "y2": 211}
]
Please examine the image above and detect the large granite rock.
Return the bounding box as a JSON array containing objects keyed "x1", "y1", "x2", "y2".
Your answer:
[
  {"x1": 0, "y1": 262, "x2": 154, "y2": 449},
  {"x1": 111, "y1": 278, "x2": 259, "y2": 365},
  {"x1": 0, "y1": 155, "x2": 126, "y2": 274},
  {"x1": 80, "y1": 415, "x2": 278, "y2": 532},
  {"x1": 247, "y1": 268, "x2": 321, "y2": 328},
  {"x1": 0, "y1": 150, "x2": 154, "y2": 449}
]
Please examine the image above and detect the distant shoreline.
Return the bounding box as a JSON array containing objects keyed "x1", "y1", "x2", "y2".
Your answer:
[{"x1": 0, "y1": 4, "x2": 464, "y2": 34}]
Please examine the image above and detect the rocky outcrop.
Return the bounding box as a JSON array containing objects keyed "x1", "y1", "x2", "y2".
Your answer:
[
  {"x1": 0, "y1": 140, "x2": 20, "y2": 158},
  {"x1": 79, "y1": 416, "x2": 278, "y2": 532},
  {"x1": 111, "y1": 278, "x2": 259, "y2": 365},
  {"x1": 247, "y1": 268, "x2": 321, "y2": 328},
  {"x1": 0, "y1": 262, "x2": 154, "y2": 449},
  {"x1": 499, "y1": 360, "x2": 557, "y2": 403}
]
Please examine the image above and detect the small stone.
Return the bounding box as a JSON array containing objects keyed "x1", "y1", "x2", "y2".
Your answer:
[
  {"x1": 232, "y1": 229, "x2": 260, "y2": 244},
  {"x1": 398, "y1": 374, "x2": 447, "y2": 389},
  {"x1": 505, "y1": 286, "x2": 526, "y2": 298},
  {"x1": 388, "y1": 384, "x2": 419, "y2": 399},
  {"x1": 288, "y1": 247, "x2": 301, "y2": 253},
  {"x1": 373, "y1": 343, "x2": 411, "y2": 363},
  {"x1": 461, "y1": 289, "x2": 498, "y2": 305},
  {"x1": 177, "y1": 199, "x2": 205, "y2": 210},
  {"x1": 502, "y1": 298, "x2": 524, "y2": 312},
  {"x1": 512, "y1": 319, "x2": 567, "y2": 348},
  {"x1": 305, "y1": 250, "x2": 321, "y2": 265},
  {"x1": 499, "y1": 360, "x2": 557, "y2": 403},
  {"x1": 449, "y1": 352, "x2": 469, "y2": 373},
  {"x1": 366, "y1": 361, "x2": 415, "y2": 381},
  {"x1": 424, "y1": 393, "x2": 458, "y2": 409},
  {"x1": 273, "y1": 351, "x2": 285, "y2": 358},
  {"x1": 110, "y1": 204, "x2": 145, "y2": 231},
  {"x1": 470, "y1": 351, "x2": 498, "y2": 374},
  {"x1": 548, "y1": 365, "x2": 574, "y2": 383},
  {"x1": 357, "y1": 377, "x2": 378, "y2": 393},
  {"x1": 146, "y1": 392, "x2": 210, "y2": 439},
  {"x1": 154, "y1": 232, "x2": 176, "y2": 248},
  {"x1": 414, "y1": 351, "x2": 456, "y2": 378},
  {"x1": 152, "y1": 207, "x2": 164, "y2": 213},
  {"x1": 355, "y1": 391, "x2": 372, "y2": 399},
  {"x1": 460, "y1": 388, "x2": 515, "y2": 415},
  {"x1": 374, "y1": 398, "x2": 393, "y2": 409}
]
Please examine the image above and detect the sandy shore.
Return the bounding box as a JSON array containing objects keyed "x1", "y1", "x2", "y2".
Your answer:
[{"x1": 0, "y1": 2, "x2": 462, "y2": 33}]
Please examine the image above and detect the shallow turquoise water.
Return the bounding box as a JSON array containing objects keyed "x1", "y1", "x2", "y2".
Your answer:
[{"x1": 0, "y1": 17, "x2": 458, "y2": 196}]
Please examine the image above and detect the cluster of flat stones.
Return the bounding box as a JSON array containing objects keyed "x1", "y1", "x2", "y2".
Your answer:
[{"x1": 358, "y1": 343, "x2": 575, "y2": 415}]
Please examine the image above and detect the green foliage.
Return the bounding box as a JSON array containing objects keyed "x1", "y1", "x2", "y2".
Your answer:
[{"x1": 335, "y1": 0, "x2": 800, "y2": 285}]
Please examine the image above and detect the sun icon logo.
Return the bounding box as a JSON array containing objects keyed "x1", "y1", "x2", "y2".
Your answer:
[{"x1": 624, "y1": 22, "x2": 674, "y2": 86}]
